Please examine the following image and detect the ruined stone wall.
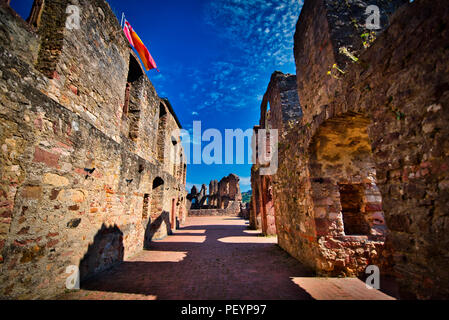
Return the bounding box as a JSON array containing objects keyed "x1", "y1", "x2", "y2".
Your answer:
[
  {"x1": 208, "y1": 180, "x2": 218, "y2": 207},
  {"x1": 120, "y1": 52, "x2": 160, "y2": 164},
  {"x1": 38, "y1": 0, "x2": 131, "y2": 143},
  {"x1": 0, "y1": 0, "x2": 186, "y2": 299},
  {"x1": 249, "y1": 165, "x2": 262, "y2": 230},
  {"x1": 0, "y1": 4, "x2": 40, "y2": 65},
  {"x1": 160, "y1": 100, "x2": 184, "y2": 176},
  {"x1": 239, "y1": 203, "x2": 250, "y2": 220},
  {"x1": 188, "y1": 174, "x2": 243, "y2": 216},
  {"x1": 189, "y1": 201, "x2": 242, "y2": 217},
  {"x1": 250, "y1": 72, "x2": 301, "y2": 236},
  {"x1": 294, "y1": 0, "x2": 407, "y2": 124},
  {"x1": 217, "y1": 174, "x2": 242, "y2": 209},
  {"x1": 259, "y1": 71, "x2": 302, "y2": 135},
  {"x1": 275, "y1": 0, "x2": 449, "y2": 299}
]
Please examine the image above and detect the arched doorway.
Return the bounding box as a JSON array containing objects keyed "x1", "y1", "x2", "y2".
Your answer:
[
  {"x1": 308, "y1": 112, "x2": 387, "y2": 275},
  {"x1": 151, "y1": 177, "x2": 165, "y2": 217},
  {"x1": 144, "y1": 177, "x2": 170, "y2": 243}
]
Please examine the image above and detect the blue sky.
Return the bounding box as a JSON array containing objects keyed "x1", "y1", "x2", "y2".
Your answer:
[{"x1": 11, "y1": 0, "x2": 303, "y2": 192}]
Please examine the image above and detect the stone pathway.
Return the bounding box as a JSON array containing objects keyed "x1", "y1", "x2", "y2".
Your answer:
[{"x1": 57, "y1": 216, "x2": 395, "y2": 300}]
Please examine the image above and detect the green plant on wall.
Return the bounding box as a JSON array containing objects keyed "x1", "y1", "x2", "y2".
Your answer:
[
  {"x1": 327, "y1": 63, "x2": 345, "y2": 79},
  {"x1": 361, "y1": 31, "x2": 377, "y2": 49},
  {"x1": 339, "y1": 47, "x2": 359, "y2": 62}
]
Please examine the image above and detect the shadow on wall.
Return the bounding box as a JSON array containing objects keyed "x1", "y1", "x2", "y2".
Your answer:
[
  {"x1": 79, "y1": 224, "x2": 124, "y2": 284},
  {"x1": 143, "y1": 212, "x2": 172, "y2": 249}
]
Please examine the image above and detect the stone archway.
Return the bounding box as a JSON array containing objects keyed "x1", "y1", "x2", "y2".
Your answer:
[
  {"x1": 144, "y1": 177, "x2": 170, "y2": 242},
  {"x1": 308, "y1": 112, "x2": 387, "y2": 276}
]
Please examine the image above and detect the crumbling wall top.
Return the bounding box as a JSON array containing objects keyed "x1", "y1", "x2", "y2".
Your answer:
[{"x1": 294, "y1": 0, "x2": 408, "y2": 124}]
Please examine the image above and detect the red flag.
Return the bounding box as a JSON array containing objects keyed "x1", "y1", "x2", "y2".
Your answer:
[
  {"x1": 125, "y1": 21, "x2": 158, "y2": 72},
  {"x1": 123, "y1": 23, "x2": 134, "y2": 47}
]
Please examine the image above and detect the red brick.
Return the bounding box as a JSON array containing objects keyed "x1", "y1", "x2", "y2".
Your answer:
[
  {"x1": 47, "y1": 232, "x2": 59, "y2": 238},
  {"x1": 365, "y1": 203, "x2": 383, "y2": 211},
  {"x1": 69, "y1": 84, "x2": 78, "y2": 95},
  {"x1": 33, "y1": 147, "x2": 60, "y2": 168},
  {"x1": 0, "y1": 210, "x2": 12, "y2": 218},
  {"x1": 51, "y1": 71, "x2": 60, "y2": 80},
  {"x1": 74, "y1": 168, "x2": 85, "y2": 176},
  {"x1": 49, "y1": 189, "x2": 60, "y2": 201},
  {"x1": 34, "y1": 118, "x2": 43, "y2": 130},
  {"x1": 56, "y1": 141, "x2": 73, "y2": 149},
  {"x1": 315, "y1": 218, "x2": 330, "y2": 236},
  {"x1": 47, "y1": 239, "x2": 59, "y2": 248}
]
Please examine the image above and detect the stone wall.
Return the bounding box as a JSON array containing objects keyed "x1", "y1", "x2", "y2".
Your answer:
[
  {"x1": 37, "y1": 0, "x2": 130, "y2": 143},
  {"x1": 275, "y1": 0, "x2": 449, "y2": 299},
  {"x1": 0, "y1": 4, "x2": 40, "y2": 66},
  {"x1": 217, "y1": 174, "x2": 242, "y2": 209},
  {"x1": 187, "y1": 174, "x2": 243, "y2": 216},
  {"x1": 294, "y1": 0, "x2": 408, "y2": 124},
  {"x1": 250, "y1": 72, "x2": 302, "y2": 235},
  {"x1": 0, "y1": 0, "x2": 186, "y2": 299},
  {"x1": 189, "y1": 200, "x2": 242, "y2": 217}
]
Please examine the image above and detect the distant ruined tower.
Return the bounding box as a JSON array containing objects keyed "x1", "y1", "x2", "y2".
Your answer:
[{"x1": 187, "y1": 174, "x2": 243, "y2": 216}]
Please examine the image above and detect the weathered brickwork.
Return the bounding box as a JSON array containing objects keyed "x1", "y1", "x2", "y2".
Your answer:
[
  {"x1": 188, "y1": 174, "x2": 243, "y2": 217},
  {"x1": 250, "y1": 72, "x2": 302, "y2": 235},
  {"x1": 0, "y1": 4, "x2": 40, "y2": 66},
  {"x1": 275, "y1": 0, "x2": 449, "y2": 299},
  {"x1": 294, "y1": 0, "x2": 408, "y2": 125},
  {"x1": 0, "y1": 0, "x2": 186, "y2": 299}
]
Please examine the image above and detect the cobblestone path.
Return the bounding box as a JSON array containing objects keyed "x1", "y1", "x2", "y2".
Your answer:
[{"x1": 57, "y1": 216, "x2": 395, "y2": 300}]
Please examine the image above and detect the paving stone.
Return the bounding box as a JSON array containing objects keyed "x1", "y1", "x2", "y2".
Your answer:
[{"x1": 56, "y1": 216, "x2": 395, "y2": 300}]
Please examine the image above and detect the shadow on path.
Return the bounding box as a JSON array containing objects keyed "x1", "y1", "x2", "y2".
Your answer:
[{"x1": 74, "y1": 216, "x2": 315, "y2": 300}]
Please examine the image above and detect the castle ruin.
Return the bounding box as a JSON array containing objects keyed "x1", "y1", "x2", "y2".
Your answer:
[
  {"x1": 0, "y1": 0, "x2": 448, "y2": 301},
  {"x1": 0, "y1": 0, "x2": 187, "y2": 299},
  {"x1": 250, "y1": 0, "x2": 449, "y2": 299},
  {"x1": 187, "y1": 174, "x2": 243, "y2": 216}
]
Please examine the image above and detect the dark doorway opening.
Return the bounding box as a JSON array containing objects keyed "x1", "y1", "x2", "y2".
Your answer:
[
  {"x1": 157, "y1": 103, "x2": 168, "y2": 162},
  {"x1": 338, "y1": 183, "x2": 370, "y2": 235}
]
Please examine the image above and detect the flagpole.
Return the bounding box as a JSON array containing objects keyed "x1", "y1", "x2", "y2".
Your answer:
[{"x1": 120, "y1": 12, "x2": 125, "y2": 28}]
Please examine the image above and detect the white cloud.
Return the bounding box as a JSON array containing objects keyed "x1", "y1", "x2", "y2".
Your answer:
[
  {"x1": 152, "y1": 0, "x2": 303, "y2": 115},
  {"x1": 239, "y1": 176, "x2": 251, "y2": 186},
  {"x1": 199, "y1": 0, "x2": 302, "y2": 112}
]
